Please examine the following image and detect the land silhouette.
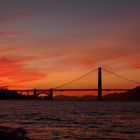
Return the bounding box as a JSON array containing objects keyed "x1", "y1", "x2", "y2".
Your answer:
[
  {"x1": 0, "y1": 86, "x2": 140, "y2": 101},
  {"x1": 0, "y1": 89, "x2": 39, "y2": 100},
  {"x1": 104, "y1": 86, "x2": 140, "y2": 101},
  {"x1": 55, "y1": 86, "x2": 140, "y2": 101}
]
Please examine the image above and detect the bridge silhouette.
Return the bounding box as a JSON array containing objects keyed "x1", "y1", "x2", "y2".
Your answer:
[{"x1": 14, "y1": 67, "x2": 140, "y2": 100}]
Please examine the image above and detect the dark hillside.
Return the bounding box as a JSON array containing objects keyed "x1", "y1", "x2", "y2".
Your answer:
[{"x1": 104, "y1": 86, "x2": 140, "y2": 101}]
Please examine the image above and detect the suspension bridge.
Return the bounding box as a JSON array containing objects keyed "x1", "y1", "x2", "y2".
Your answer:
[{"x1": 13, "y1": 67, "x2": 140, "y2": 100}]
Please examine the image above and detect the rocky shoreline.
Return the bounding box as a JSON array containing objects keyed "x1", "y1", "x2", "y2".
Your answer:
[{"x1": 0, "y1": 126, "x2": 31, "y2": 140}]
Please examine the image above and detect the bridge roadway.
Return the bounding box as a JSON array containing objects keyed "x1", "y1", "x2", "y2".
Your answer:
[
  {"x1": 13, "y1": 88, "x2": 130, "y2": 100},
  {"x1": 15, "y1": 88, "x2": 130, "y2": 92}
]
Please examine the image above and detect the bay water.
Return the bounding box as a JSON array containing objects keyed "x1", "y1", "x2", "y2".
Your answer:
[{"x1": 0, "y1": 100, "x2": 139, "y2": 140}]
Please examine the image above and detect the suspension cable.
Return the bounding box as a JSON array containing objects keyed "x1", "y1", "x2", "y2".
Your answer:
[
  {"x1": 54, "y1": 68, "x2": 97, "y2": 89},
  {"x1": 103, "y1": 68, "x2": 140, "y2": 84}
]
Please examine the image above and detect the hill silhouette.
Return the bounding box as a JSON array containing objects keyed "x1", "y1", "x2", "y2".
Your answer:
[
  {"x1": 54, "y1": 86, "x2": 140, "y2": 101},
  {"x1": 0, "y1": 86, "x2": 139, "y2": 101},
  {"x1": 54, "y1": 95, "x2": 97, "y2": 101},
  {"x1": 104, "y1": 86, "x2": 140, "y2": 101},
  {"x1": 0, "y1": 89, "x2": 39, "y2": 100}
]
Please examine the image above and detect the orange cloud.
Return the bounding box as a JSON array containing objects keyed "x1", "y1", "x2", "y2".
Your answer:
[{"x1": 0, "y1": 56, "x2": 46, "y2": 88}]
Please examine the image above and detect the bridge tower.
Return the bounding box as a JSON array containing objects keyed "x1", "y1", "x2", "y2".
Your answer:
[
  {"x1": 48, "y1": 88, "x2": 53, "y2": 100},
  {"x1": 98, "y1": 67, "x2": 102, "y2": 100}
]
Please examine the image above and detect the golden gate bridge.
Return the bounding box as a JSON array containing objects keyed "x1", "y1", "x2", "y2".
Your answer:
[{"x1": 12, "y1": 67, "x2": 140, "y2": 100}]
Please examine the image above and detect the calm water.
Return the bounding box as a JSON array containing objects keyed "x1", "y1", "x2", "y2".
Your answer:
[{"x1": 0, "y1": 100, "x2": 139, "y2": 140}]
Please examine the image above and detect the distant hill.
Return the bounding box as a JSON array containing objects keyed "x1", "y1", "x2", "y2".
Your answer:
[
  {"x1": 104, "y1": 86, "x2": 140, "y2": 101},
  {"x1": 54, "y1": 95, "x2": 97, "y2": 101},
  {"x1": 55, "y1": 86, "x2": 140, "y2": 101},
  {"x1": 1, "y1": 86, "x2": 140, "y2": 101}
]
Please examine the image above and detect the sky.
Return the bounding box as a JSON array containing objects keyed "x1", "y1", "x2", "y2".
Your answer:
[{"x1": 0, "y1": 0, "x2": 140, "y2": 90}]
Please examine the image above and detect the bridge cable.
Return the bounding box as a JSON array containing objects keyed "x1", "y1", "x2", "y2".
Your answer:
[
  {"x1": 54, "y1": 68, "x2": 97, "y2": 89},
  {"x1": 102, "y1": 68, "x2": 140, "y2": 84}
]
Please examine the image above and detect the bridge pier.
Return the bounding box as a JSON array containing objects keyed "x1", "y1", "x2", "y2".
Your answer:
[
  {"x1": 33, "y1": 88, "x2": 37, "y2": 96},
  {"x1": 48, "y1": 88, "x2": 53, "y2": 100},
  {"x1": 98, "y1": 67, "x2": 102, "y2": 100}
]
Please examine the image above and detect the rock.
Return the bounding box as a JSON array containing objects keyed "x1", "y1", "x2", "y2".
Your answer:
[{"x1": 0, "y1": 126, "x2": 31, "y2": 140}]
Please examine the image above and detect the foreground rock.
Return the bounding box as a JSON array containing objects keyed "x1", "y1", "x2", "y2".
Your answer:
[{"x1": 0, "y1": 126, "x2": 31, "y2": 140}]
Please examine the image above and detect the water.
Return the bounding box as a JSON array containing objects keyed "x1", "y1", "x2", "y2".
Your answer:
[{"x1": 0, "y1": 100, "x2": 139, "y2": 140}]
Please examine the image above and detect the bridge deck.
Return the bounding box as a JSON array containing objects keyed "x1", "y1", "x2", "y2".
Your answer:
[{"x1": 14, "y1": 88, "x2": 130, "y2": 92}]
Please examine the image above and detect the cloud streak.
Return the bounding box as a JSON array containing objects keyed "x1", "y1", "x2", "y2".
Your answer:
[
  {"x1": 0, "y1": 56, "x2": 46, "y2": 88},
  {"x1": 0, "y1": 31, "x2": 24, "y2": 37}
]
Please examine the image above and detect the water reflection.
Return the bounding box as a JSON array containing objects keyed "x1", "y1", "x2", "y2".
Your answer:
[{"x1": 0, "y1": 101, "x2": 139, "y2": 140}]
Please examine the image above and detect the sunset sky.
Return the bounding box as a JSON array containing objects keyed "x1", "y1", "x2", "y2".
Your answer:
[{"x1": 0, "y1": 0, "x2": 140, "y2": 90}]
